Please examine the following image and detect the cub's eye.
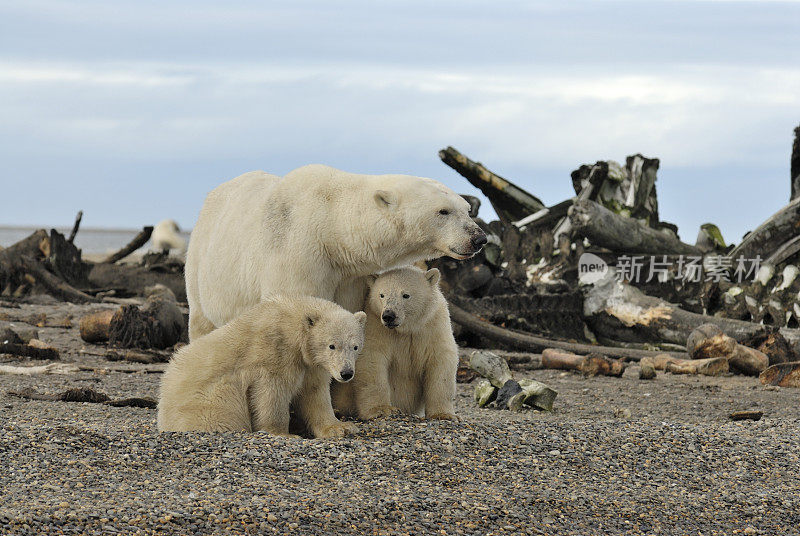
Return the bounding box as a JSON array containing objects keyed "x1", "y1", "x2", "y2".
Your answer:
[
  {"x1": 402, "y1": 293, "x2": 410, "y2": 299},
  {"x1": 379, "y1": 293, "x2": 384, "y2": 298},
  {"x1": 329, "y1": 344, "x2": 335, "y2": 350},
  {"x1": 439, "y1": 209, "x2": 450, "y2": 215},
  {"x1": 353, "y1": 346, "x2": 358, "y2": 351}
]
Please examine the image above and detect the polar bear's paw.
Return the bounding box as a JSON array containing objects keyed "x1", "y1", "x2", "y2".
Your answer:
[
  {"x1": 426, "y1": 412, "x2": 459, "y2": 422},
  {"x1": 361, "y1": 405, "x2": 402, "y2": 420},
  {"x1": 316, "y1": 421, "x2": 359, "y2": 439}
]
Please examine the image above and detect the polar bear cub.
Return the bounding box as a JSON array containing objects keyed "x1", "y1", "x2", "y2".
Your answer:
[
  {"x1": 332, "y1": 266, "x2": 459, "y2": 420},
  {"x1": 157, "y1": 296, "x2": 366, "y2": 438}
]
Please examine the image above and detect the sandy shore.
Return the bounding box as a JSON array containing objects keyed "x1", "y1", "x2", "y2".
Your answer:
[{"x1": 1, "y1": 299, "x2": 799, "y2": 535}]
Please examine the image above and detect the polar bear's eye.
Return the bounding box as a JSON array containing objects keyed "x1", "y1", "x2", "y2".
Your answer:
[
  {"x1": 354, "y1": 346, "x2": 358, "y2": 351},
  {"x1": 439, "y1": 209, "x2": 450, "y2": 215},
  {"x1": 329, "y1": 344, "x2": 335, "y2": 350},
  {"x1": 402, "y1": 293, "x2": 410, "y2": 299}
]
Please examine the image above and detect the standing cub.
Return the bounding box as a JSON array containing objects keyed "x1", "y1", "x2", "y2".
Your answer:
[
  {"x1": 158, "y1": 296, "x2": 365, "y2": 438},
  {"x1": 332, "y1": 266, "x2": 458, "y2": 420}
]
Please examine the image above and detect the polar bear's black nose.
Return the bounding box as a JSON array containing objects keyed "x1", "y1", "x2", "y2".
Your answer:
[
  {"x1": 382, "y1": 310, "x2": 396, "y2": 324},
  {"x1": 471, "y1": 232, "x2": 488, "y2": 250},
  {"x1": 340, "y1": 369, "x2": 354, "y2": 382}
]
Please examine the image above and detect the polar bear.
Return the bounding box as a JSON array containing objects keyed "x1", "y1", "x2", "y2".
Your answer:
[
  {"x1": 157, "y1": 295, "x2": 366, "y2": 438},
  {"x1": 151, "y1": 219, "x2": 186, "y2": 255},
  {"x1": 331, "y1": 266, "x2": 458, "y2": 420},
  {"x1": 185, "y1": 164, "x2": 486, "y2": 340}
]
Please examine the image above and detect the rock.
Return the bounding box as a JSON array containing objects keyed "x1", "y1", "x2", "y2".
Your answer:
[
  {"x1": 639, "y1": 359, "x2": 657, "y2": 380},
  {"x1": 686, "y1": 323, "x2": 736, "y2": 359},
  {"x1": 729, "y1": 410, "x2": 763, "y2": 421},
  {"x1": 469, "y1": 350, "x2": 513, "y2": 388},
  {"x1": 494, "y1": 379, "x2": 522, "y2": 409},
  {"x1": 508, "y1": 378, "x2": 557, "y2": 412},
  {"x1": 473, "y1": 380, "x2": 498, "y2": 408}
]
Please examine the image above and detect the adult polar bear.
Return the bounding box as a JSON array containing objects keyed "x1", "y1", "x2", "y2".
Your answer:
[{"x1": 186, "y1": 164, "x2": 486, "y2": 339}]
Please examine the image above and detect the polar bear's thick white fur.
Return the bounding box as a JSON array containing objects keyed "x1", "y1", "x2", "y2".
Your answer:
[
  {"x1": 157, "y1": 295, "x2": 366, "y2": 438},
  {"x1": 185, "y1": 164, "x2": 486, "y2": 340},
  {"x1": 331, "y1": 266, "x2": 458, "y2": 420},
  {"x1": 151, "y1": 219, "x2": 186, "y2": 254}
]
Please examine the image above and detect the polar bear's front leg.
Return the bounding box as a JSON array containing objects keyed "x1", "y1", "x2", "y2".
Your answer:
[
  {"x1": 249, "y1": 378, "x2": 299, "y2": 438},
  {"x1": 421, "y1": 349, "x2": 459, "y2": 421},
  {"x1": 354, "y1": 352, "x2": 400, "y2": 420},
  {"x1": 297, "y1": 370, "x2": 358, "y2": 439}
]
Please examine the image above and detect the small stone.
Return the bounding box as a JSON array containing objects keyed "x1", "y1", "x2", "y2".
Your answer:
[
  {"x1": 267, "y1": 514, "x2": 277, "y2": 522},
  {"x1": 729, "y1": 410, "x2": 763, "y2": 421}
]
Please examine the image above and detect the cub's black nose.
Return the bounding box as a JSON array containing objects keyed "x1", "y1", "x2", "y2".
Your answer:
[
  {"x1": 340, "y1": 369, "x2": 354, "y2": 382},
  {"x1": 471, "y1": 232, "x2": 488, "y2": 250},
  {"x1": 382, "y1": 310, "x2": 396, "y2": 324}
]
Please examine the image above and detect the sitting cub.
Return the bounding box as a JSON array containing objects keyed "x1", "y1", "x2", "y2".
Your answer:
[
  {"x1": 158, "y1": 296, "x2": 365, "y2": 438},
  {"x1": 332, "y1": 266, "x2": 458, "y2": 420}
]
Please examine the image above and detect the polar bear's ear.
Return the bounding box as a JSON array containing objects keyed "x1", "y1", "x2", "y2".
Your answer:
[
  {"x1": 354, "y1": 311, "x2": 367, "y2": 325},
  {"x1": 366, "y1": 274, "x2": 378, "y2": 287},
  {"x1": 305, "y1": 314, "x2": 319, "y2": 328},
  {"x1": 374, "y1": 190, "x2": 397, "y2": 209},
  {"x1": 425, "y1": 268, "x2": 441, "y2": 287}
]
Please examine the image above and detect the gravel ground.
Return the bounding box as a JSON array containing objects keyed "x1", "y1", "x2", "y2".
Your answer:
[{"x1": 2, "y1": 301, "x2": 800, "y2": 535}]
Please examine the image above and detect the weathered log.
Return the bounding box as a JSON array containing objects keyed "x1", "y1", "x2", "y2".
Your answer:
[
  {"x1": 0, "y1": 341, "x2": 59, "y2": 360},
  {"x1": 79, "y1": 309, "x2": 117, "y2": 343},
  {"x1": 87, "y1": 262, "x2": 187, "y2": 302},
  {"x1": 730, "y1": 410, "x2": 763, "y2": 422},
  {"x1": 759, "y1": 361, "x2": 800, "y2": 387},
  {"x1": 665, "y1": 357, "x2": 729, "y2": 376},
  {"x1": 103, "y1": 226, "x2": 153, "y2": 264},
  {"x1": 728, "y1": 345, "x2": 769, "y2": 376},
  {"x1": 541, "y1": 348, "x2": 625, "y2": 377},
  {"x1": 764, "y1": 235, "x2": 800, "y2": 267},
  {"x1": 583, "y1": 272, "x2": 800, "y2": 352},
  {"x1": 0, "y1": 363, "x2": 78, "y2": 375},
  {"x1": 68, "y1": 210, "x2": 83, "y2": 243},
  {"x1": 449, "y1": 302, "x2": 685, "y2": 361},
  {"x1": 18, "y1": 255, "x2": 96, "y2": 303},
  {"x1": 8, "y1": 386, "x2": 157, "y2": 408},
  {"x1": 108, "y1": 288, "x2": 185, "y2": 350},
  {"x1": 729, "y1": 197, "x2": 800, "y2": 262},
  {"x1": 438, "y1": 146, "x2": 544, "y2": 223},
  {"x1": 569, "y1": 199, "x2": 702, "y2": 255},
  {"x1": 104, "y1": 348, "x2": 171, "y2": 364},
  {"x1": 686, "y1": 324, "x2": 736, "y2": 359},
  {"x1": 744, "y1": 331, "x2": 798, "y2": 366}
]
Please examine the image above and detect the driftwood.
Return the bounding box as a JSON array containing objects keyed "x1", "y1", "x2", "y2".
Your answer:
[
  {"x1": 686, "y1": 323, "x2": 768, "y2": 376},
  {"x1": 438, "y1": 146, "x2": 544, "y2": 223},
  {"x1": 103, "y1": 226, "x2": 153, "y2": 264},
  {"x1": 0, "y1": 363, "x2": 78, "y2": 375},
  {"x1": 0, "y1": 341, "x2": 59, "y2": 360},
  {"x1": 79, "y1": 309, "x2": 117, "y2": 343},
  {"x1": 469, "y1": 350, "x2": 557, "y2": 411},
  {"x1": 107, "y1": 286, "x2": 185, "y2": 349},
  {"x1": 449, "y1": 302, "x2": 686, "y2": 361},
  {"x1": 68, "y1": 210, "x2": 83, "y2": 244},
  {"x1": 88, "y1": 262, "x2": 187, "y2": 302},
  {"x1": 540, "y1": 348, "x2": 625, "y2": 377},
  {"x1": 569, "y1": 199, "x2": 702, "y2": 255},
  {"x1": 730, "y1": 411, "x2": 763, "y2": 421},
  {"x1": 665, "y1": 357, "x2": 729, "y2": 376},
  {"x1": 729, "y1": 197, "x2": 800, "y2": 262},
  {"x1": 759, "y1": 361, "x2": 800, "y2": 387},
  {"x1": 8, "y1": 386, "x2": 157, "y2": 408},
  {"x1": 583, "y1": 273, "x2": 800, "y2": 351}
]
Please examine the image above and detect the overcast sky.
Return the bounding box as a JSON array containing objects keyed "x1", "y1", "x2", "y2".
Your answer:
[{"x1": 1, "y1": 0, "x2": 799, "y2": 245}]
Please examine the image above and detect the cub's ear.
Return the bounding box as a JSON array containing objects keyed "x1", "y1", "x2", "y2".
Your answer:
[
  {"x1": 353, "y1": 311, "x2": 367, "y2": 325},
  {"x1": 425, "y1": 268, "x2": 441, "y2": 287},
  {"x1": 374, "y1": 190, "x2": 397, "y2": 208},
  {"x1": 305, "y1": 314, "x2": 319, "y2": 328}
]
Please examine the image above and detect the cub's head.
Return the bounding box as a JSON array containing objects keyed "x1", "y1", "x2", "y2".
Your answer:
[
  {"x1": 367, "y1": 267, "x2": 441, "y2": 332},
  {"x1": 374, "y1": 177, "x2": 487, "y2": 261},
  {"x1": 303, "y1": 306, "x2": 366, "y2": 383}
]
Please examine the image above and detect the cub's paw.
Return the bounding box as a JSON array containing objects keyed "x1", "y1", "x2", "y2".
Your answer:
[
  {"x1": 316, "y1": 421, "x2": 359, "y2": 439},
  {"x1": 426, "y1": 412, "x2": 459, "y2": 422},
  {"x1": 360, "y1": 405, "x2": 402, "y2": 420}
]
